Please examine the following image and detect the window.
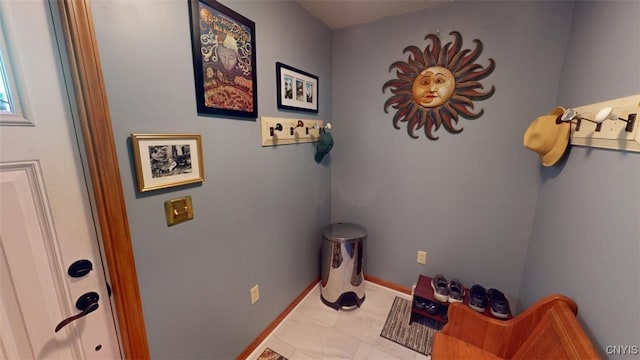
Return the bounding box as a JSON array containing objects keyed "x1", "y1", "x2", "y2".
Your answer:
[
  {"x1": 0, "y1": 5, "x2": 32, "y2": 126},
  {"x1": 0, "y1": 49, "x2": 14, "y2": 114}
]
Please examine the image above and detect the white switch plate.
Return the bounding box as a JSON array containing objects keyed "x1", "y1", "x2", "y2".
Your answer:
[
  {"x1": 260, "y1": 117, "x2": 324, "y2": 146},
  {"x1": 569, "y1": 94, "x2": 640, "y2": 152}
]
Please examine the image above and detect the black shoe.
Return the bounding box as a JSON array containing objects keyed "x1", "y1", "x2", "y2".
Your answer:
[
  {"x1": 431, "y1": 274, "x2": 449, "y2": 302},
  {"x1": 424, "y1": 300, "x2": 440, "y2": 315},
  {"x1": 487, "y1": 288, "x2": 509, "y2": 319},
  {"x1": 447, "y1": 279, "x2": 465, "y2": 303},
  {"x1": 414, "y1": 298, "x2": 427, "y2": 310},
  {"x1": 468, "y1": 284, "x2": 486, "y2": 313}
]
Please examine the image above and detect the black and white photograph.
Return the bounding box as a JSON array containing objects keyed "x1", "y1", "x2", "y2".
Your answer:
[
  {"x1": 284, "y1": 76, "x2": 293, "y2": 99},
  {"x1": 131, "y1": 134, "x2": 204, "y2": 192},
  {"x1": 149, "y1": 144, "x2": 192, "y2": 178},
  {"x1": 296, "y1": 78, "x2": 304, "y2": 101},
  {"x1": 306, "y1": 81, "x2": 314, "y2": 103}
]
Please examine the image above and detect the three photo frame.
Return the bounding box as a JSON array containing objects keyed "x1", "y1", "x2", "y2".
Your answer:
[{"x1": 276, "y1": 62, "x2": 318, "y2": 113}]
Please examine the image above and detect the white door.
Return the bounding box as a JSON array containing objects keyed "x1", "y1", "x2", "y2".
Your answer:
[{"x1": 0, "y1": 1, "x2": 121, "y2": 359}]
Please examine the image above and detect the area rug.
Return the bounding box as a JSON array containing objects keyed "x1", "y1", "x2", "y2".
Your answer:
[
  {"x1": 380, "y1": 296, "x2": 444, "y2": 356},
  {"x1": 257, "y1": 347, "x2": 288, "y2": 360}
]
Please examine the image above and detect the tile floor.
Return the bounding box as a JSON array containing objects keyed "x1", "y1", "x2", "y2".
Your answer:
[{"x1": 246, "y1": 282, "x2": 431, "y2": 360}]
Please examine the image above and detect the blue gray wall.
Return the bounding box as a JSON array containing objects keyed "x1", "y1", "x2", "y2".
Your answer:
[
  {"x1": 331, "y1": 1, "x2": 573, "y2": 308},
  {"x1": 91, "y1": 0, "x2": 639, "y2": 358},
  {"x1": 91, "y1": 1, "x2": 332, "y2": 358},
  {"x1": 519, "y1": 1, "x2": 640, "y2": 357}
]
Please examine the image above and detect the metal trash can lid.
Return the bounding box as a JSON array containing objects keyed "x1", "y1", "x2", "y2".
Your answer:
[{"x1": 322, "y1": 223, "x2": 367, "y2": 242}]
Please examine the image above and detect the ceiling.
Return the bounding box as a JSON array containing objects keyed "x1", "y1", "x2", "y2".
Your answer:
[{"x1": 295, "y1": 1, "x2": 449, "y2": 30}]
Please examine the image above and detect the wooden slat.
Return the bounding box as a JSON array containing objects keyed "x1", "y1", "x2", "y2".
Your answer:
[
  {"x1": 56, "y1": 1, "x2": 150, "y2": 358},
  {"x1": 365, "y1": 275, "x2": 412, "y2": 295},
  {"x1": 433, "y1": 295, "x2": 600, "y2": 359}
]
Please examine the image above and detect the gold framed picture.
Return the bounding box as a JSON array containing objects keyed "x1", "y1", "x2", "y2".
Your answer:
[{"x1": 131, "y1": 134, "x2": 204, "y2": 192}]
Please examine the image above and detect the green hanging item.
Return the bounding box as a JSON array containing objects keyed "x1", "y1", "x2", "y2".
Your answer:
[{"x1": 315, "y1": 131, "x2": 334, "y2": 162}]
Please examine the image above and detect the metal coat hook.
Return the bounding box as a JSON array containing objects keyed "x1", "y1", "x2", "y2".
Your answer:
[
  {"x1": 260, "y1": 117, "x2": 328, "y2": 146},
  {"x1": 595, "y1": 107, "x2": 636, "y2": 132},
  {"x1": 288, "y1": 120, "x2": 304, "y2": 135},
  {"x1": 557, "y1": 107, "x2": 636, "y2": 133},
  {"x1": 556, "y1": 108, "x2": 600, "y2": 132},
  {"x1": 270, "y1": 123, "x2": 283, "y2": 136},
  {"x1": 556, "y1": 95, "x2": 640, "y2": 152}
]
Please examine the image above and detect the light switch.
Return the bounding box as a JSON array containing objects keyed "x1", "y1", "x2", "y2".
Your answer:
[{"x1": 164, "y1": 196, "x2": 193, "y2": 226}]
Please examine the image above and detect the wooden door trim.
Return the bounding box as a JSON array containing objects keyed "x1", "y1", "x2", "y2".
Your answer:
[{"x1": 56, "y1": 1, "x2": 150, "y2": 358}]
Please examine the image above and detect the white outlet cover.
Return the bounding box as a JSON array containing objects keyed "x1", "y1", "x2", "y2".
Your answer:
[
  {"x1": 250, "y1": 285, "x2": 259, "y2": 304},
  {"x1": 417, "y1": 251, "x2": 427, "y2": 264}
]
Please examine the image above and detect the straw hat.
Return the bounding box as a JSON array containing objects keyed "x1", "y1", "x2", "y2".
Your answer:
[{"x1": 523, "y1": 106, "x2": 570, "y2": 167}]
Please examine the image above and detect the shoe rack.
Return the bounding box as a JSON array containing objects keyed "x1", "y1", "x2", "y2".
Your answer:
[{"x1": 410, "y1": 275, "x2": 511, "y2": 325}]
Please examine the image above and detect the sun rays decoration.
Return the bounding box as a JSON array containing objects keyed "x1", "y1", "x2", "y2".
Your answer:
[{"x1": 383, "y1": 31, "x2": 496, "y2": 140}]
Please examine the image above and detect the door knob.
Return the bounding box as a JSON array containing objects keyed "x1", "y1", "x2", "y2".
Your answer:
[
  {"x1": 54, "y1": 292, "x2": 100, "y2": 332},
  {"x1": 67, "y1": 259, "x2": 93, "y2": 278}
]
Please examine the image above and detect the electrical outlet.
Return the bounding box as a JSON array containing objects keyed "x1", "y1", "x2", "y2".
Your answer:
[
  {"x1": 250, "y1": 284, "x2": 260, "y2": 304},
  {"x1": 417, "y1": 250, "x2": 427, "y2": 264}
]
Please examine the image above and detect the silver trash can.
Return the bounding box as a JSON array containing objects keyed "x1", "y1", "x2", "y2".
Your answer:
[{"x1": 320, "y1": 223, "x2": 366, "y2": 310}]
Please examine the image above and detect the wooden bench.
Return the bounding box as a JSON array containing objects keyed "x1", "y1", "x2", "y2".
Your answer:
[{"x1": 432, "y1": 294, "x2": 601, "y2": 359}]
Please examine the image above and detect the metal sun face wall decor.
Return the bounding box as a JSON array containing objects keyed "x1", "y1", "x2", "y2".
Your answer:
[{"x1": 383, "y1": 31, "x2": 496, "y2": 140}]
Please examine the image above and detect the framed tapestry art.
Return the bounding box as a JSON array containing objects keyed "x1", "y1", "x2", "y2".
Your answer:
[
  {"x1": 276, "y1": 62, "x2": 318, "y2": 113},
  {"x1": 131, "y1": 134, "x2": 204, "y2": 192},
  {"x1": 188, "y1": 0, "x2": 257, "y2": 118}
]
